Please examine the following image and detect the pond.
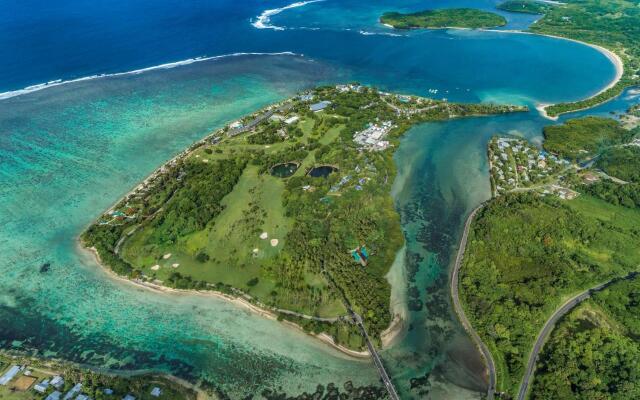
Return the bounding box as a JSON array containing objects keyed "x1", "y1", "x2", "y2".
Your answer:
[
  {"x1": 308, "y1": 165, "x2": 337, "y2": 178},
  {"x1": 270, "y1": 162, "x2": 299, "y2": 178}
]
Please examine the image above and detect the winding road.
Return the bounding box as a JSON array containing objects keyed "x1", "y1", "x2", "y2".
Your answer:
[
  {"x1": 450, "y1": 204, "x2": 497, "y2": 400},
  {"x1": 516, "y1": 271, "x2": 639, "y2": 400},
  {"x1": 452, "y1": 202, "x2": 638, "y2": 400}
]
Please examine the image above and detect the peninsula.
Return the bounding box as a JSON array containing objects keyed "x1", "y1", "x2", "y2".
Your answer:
[
  {"x1": 380, "y1": 8, "x2": 507, "y2": 30},
  {"x1": 81, "y1": 84, "x2": 525, "y2": 353}
]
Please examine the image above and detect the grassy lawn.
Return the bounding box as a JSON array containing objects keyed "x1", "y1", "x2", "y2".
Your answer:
[{"x1": 121, "y1": 125, "x2": 348, "y2": 317}]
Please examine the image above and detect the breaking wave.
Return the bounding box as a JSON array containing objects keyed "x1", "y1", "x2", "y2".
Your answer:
[
  {"x1": 0, "y1": 52, "x2": 301, "y2": 101},
  {"x1": 252, "y1": 0, "x2": 324, "y2": 31}
]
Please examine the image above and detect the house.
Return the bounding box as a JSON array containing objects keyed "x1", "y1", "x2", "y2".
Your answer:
[
  {"x1": 34, "y1": 379, "x2": 50, "y2": 393},
  {"x1": 50, "y1": 376, "x2": 64, "y2": 389},
  {"x1": 151, "y1": 387, "x2": 162, "y2": 397},
  {"x1": 76, "y1": 395, "x2": 90, "y2": 400},
  {"x1": 46, "y1": 391, "x2": 62, "y2": 400},
  {"x1": 0, "y1": 365, "x2": 20, "y2": 385},
  {"x1": 309, "y1": 101, "x2": 331, "y2": 112},
  {"x1": 298, "y1": 93, "x2": 314, "y2": 102},
  {"x1": 284, "y1": 115, "x2": 299, "y2": 125},
  {"x1": 123, "y1": 395, "x2": 136, "y2": 400},
  {"x1": 63, "y1": 383, "x2": 82, "y2": 400}
]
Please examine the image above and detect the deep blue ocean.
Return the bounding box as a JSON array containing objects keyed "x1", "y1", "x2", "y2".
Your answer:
[{"x1": 1, "y1": 0, "x2": 636, "y2": 398}]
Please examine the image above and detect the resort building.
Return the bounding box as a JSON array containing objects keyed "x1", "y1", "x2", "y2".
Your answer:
[
  {"x1": 0, "y1": 365, "x2": 20, "y2": 385},
  {"x1": 63, "y1": 383, "x2": 82, "y2": 400},
  {"x1": 34, "y1": 379, "x2": 50, "y2": 393},
  {"x1": 309, "y1": 101, "x2": 332, "y2": 112},
  {"x1": 45, "y1": 391, "x2": 62, "y2": 400},
  {"x1": 353, "y1": 121, "x2": 393, "y2": 151}
]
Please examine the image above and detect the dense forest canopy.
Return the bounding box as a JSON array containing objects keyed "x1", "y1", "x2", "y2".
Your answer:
[
  {"x1": 380, "y1": 8, "x2": 507, "y2": 29},
  {"x1": 532, "y1": 278, "x2": 640, "y2": 399}
]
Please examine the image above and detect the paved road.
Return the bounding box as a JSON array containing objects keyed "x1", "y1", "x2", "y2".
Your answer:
[
  {"x1": 450, "y1": 204, "x2": 497, "y2": 400},
  {"x1": 516, "y1": 272, "x2": 638, "y2": 400}
]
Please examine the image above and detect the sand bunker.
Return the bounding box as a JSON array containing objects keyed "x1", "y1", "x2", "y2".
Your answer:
[
  {"x1": 260, "y1": 232, "x2": 268, "y2": 239},
  {"x1": 270, "y1": 239, "x2": 279, "y2": 247},
  {"x1": 151, "y1": 265, "x2": 160, "y2": 271},
  {"x1": 163, "y1": 253, "x2": 172, "y2": 259},
  {"x1": 172, "y1": 263, "x2": 180, "y2": 268}
]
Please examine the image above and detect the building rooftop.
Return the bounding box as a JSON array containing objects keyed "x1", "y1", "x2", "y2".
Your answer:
[{"x1": 309, "y1": 101, "x2": 331, "y2": 112}]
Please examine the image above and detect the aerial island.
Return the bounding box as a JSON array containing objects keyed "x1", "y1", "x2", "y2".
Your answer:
[
  {"x1": 380, "y1": 8, "x2": 507, "y2": 30},
  {"x1": 81, "y1": 85, "x2": 525, "y2": 353},
  {"x1": 457, "y1": 110, "x2": 640, "y2": 398}
]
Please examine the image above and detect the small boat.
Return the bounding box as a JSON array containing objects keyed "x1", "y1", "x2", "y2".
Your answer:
[{"x1": 39, "y1": 262, "x2": 51, "y2": 273}]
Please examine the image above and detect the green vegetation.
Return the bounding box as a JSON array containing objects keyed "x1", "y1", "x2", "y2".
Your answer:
[
  {"x1": 82, "y1": 85, "x2": 525, "y2": 349},
  {"x1": 596, "y1": 145, "x2": 640, "y2": 182},
  {"x1": 583, "y1": 181, "x2": 640, "y2": 209},
  {"x1": 497, "y1": 0, "x2": 553, "y2": 15},
  {"x1": 460, "y1": 193, "x2": 640, "y2": 395},
  {"x1": 380, "y1": 8, "x2": 506, "y2": 29},
  {"x1": 542, "y1": 117, "x2": 633, "y2": 161},
  {"x1": 528, "y1": 0, "x2": 640, "y2": 116},
  {"x1": 531, "y1": 277, "x2": 640, "y2": 399},
  {"x1": 462, "y1": 111, "x2": 640, "y2": 397}
]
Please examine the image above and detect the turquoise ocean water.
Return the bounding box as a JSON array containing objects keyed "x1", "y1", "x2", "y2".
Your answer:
[{"x1": 1, "y1": 0, "x2": 636, "y2": 398}]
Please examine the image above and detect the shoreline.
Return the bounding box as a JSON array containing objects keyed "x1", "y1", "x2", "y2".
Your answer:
[
  {"x1": 78, "y1": 241, "x2": 372, "y2": 360},
  {"x1": 449, "y1": 204, "x2": 496, "y2": 399},
  {"x1": 380, "y1": 23, "x2": 625, "y2": 119},
  {"x1": 477, "y1": 29, "x2": 624, "y2": 119}
]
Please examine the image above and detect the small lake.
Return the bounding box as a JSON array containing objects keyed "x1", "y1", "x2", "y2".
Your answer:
[
  {"x1": 308, "y1": 165, "x2": 337, "y2": 178},
  {"x1": 270, "y1": 162, "x2": 299, "y2": 178}
]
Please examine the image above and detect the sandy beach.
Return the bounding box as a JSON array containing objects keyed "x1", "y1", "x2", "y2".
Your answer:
[{"x1": 78, "y1": 241, "x2": 372, "y2": 360}]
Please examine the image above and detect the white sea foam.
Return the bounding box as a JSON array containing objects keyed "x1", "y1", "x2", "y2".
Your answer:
[
  {"x1": 358, "y1": 30, "x2": 403, "y2": 37},
  {"x1": 0, "y1": 52, "x2": 300, "y2": 101},
  {"x1": 252, "y1": 0, "x2": 324, "y2": 31}
]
